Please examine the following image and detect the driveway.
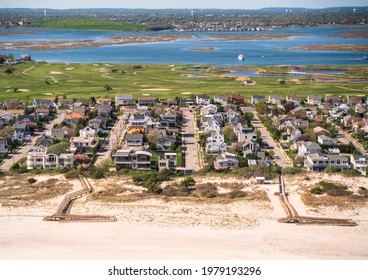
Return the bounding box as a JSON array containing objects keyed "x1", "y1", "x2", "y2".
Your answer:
[{"x1": 252, "y1": 114, "x2": 292, "y2": 168}]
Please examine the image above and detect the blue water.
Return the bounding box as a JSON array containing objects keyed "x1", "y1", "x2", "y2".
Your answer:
[{"x1": 1, "y1": 26, "x2": 367, "y2": 66}]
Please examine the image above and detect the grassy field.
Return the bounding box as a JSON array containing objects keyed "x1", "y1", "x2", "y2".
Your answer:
[
  {"x1": 0, "y1": 62, "x2": 367, "y2": 103},
  {"x1": 32, "y1": 18, "x2": 145, "y2": 31}
]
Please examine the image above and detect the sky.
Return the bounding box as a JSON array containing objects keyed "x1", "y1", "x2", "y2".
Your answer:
[{"x1": 0, "y1": 0, "x2": 367, "y2": 9}]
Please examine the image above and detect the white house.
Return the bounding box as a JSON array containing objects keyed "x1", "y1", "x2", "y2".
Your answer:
[
  {"x1": 251, "y1": 95, "x2": 266, "y2": 104},
  {"x1": 0, "y1": 137, "x2": 8, "y2": 153},
  {"x1": 298, "y1": 141, "x2": 321, "y2": 156},
  {"x1": 26, "y1": 145, "x2": 74, "y2": 169},
  {"x1": 214, "y1": 95, "x2": 228, "y2": 105},
  {"x1": 158, "y1": 152, "x2": 178, "y2": 171},
  {"x1": 317, "y1": 135, "x2": 337, "y2": 146},
  {"x1": 268, "y1": 95, "x2": 283, "y2": 105},
  {"x1": 79, "y1": 126, "x2": 98, "y2": 137},
  {"x1": 205, "y1": 131, "x2": 227, "y2": 154},
  {"x1": 350, "y1": 155, "x2": 368, "y2": 176},
  {"x1": 200, "y1": 104, "x2": 218, "y2": 116},
  {"x1": 203, "y1": 117, "x2": 221, "y2": 134},
  {"x1": 115, "y1": 94, "x2": 134, "y2": 106},
  {"x1": 304, "y1": 153, "x2": 350, "y2": 171},
  {"x1": 214, "y1": 152, "x2": 239, "y2": 170},
  {"x1": 196, "y1": 95, "x2": 211, "y2": 105}
]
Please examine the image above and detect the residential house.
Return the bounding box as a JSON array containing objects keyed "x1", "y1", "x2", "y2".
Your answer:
[
  {"x1": 48, "y1": 128, "x2": 67, "y2": 140},
  {"x1": 214, "y1": 152, "x2": 239, "y2": 170},
  {"x1": 226, "y1": 109, "x2": 241, "y2": 127},
  {"x1": 12, "y1": 123, "x2": 31, "y2": 141},
  {"x1": 290, "y1": 106, "x2": 308, "y2": 119},
  {"x1": 268, "y1": 95, "x2": 283, "y2": 105},
  {"x1": 229, "y1": 95, "x2": 244, "y2": 105},
  {"x1": 3, "y1": 100, "x2": 24, "y2": 110},
  {"x1": 195, "y1": 95, "x2": 211, "y2": 105},
  {"x1": 115, "y1": 94, "x2": 134, "y2": 106},
  {"x1": 306, "y1": 95, "x2": 322, "y2": 106},
  {"x1": 325, "y1": 95, "x2": 342, "y2": 107},
  {"x1": 112, "y1": 148, "x2": 152, "y2": 170},
  {"x1": 298, "y1": 141, "x2": 321, "y2": 156},
  {"x1": 158, "y1": 152, "x2": 179, "y2": 171},
  {"x1": 159, "y1": 111, "x2": 177, "y2": 129},
  {"x1": 304, "y1": 153, "x2": 350, "y2": 171},
  {"x1": 124, "y1": 133, "x2": 144, "y2": 146},
  {"x1": 251, "y1": 95, "x2": 266, "y2": 104},
  {"x1": 350, "y1": 155, "x2": 368, "y2": 176},
  {"x1": 17, "y1": 114, "x2": 38, "y2": 130},
  {"x1": 128, "y1": 114, "x2": 153, "y2": 132},
  {"x1": 237, "y1": 139, "x2": 260, "y2": 156},
  {"x1": 205, "y1": 130, "x2": 227, "y2": 154},
  {"x1": 96, "y1": 97, "x2": 112, "y2": 106},
  {"x1": 57, "y1": 98, "x2": 74, "y2": 108},
  {"x1": 88, "y1": 116, "x2": 107, "y2": 129},
  {"x1": 63, "y1": 113, "x2": 88, "y2": 125},
  {"x1": 235, "y1": 126, "x2": 257, "y2": 143},
  {"x1": 180, "y1": 98, "x2": 195, "y2": 106},
  {"x1": 214, "y1": 95, "x2": 228, "y2": 105},
  {"x1": 76, "y1": 98, "x2": 94, "y2": 107},
  {"x1": 35, "y1": 107, "x2": 50, "y2": 121},
  {"x1": 70, "y1": 135, "x2": 99, "y2": 152},
  {"x1": 0, "y1": 137, "x2": 8, "y2": 153},
  {"x1": 346, "y1": 95, "x2": 364, "y2": 106},
  {"x1": 288, "y1": 128, "x2": 302, "y2": 143},
  {"x1": 248, "y1": 159, "x2": 274, "y2": 167},
  {"x1": 35, "y1": 135, "x2": 53, "y2": 147},
  {"x1": 97, "y1": 104, "x2": 112, "y2": 118},
  {"x1": 313, "y1": 126, "x2": 330, "y2": 138},
  {"x1": 79, "y1": 126, "x2": 97, "y2": 137},
  {"x1": 330, "y1": 104, "x2": 349, "y2": 119},
  {"x1": 71, "y1": 105, "x2": 87, "y2": 116},
  {"x1": 138, "y1": 96, "x2": 155, "y2": 106},
  {"x1": 352, "y1": 118, "x2": 367, "y2": 132},
  {"x1": 33, "y1": 99, "x2": 53, "y2": 108},
  {"x1": 318, "y1": 135, "x2": 337, "y2": 146},
  {"x1": 157, "y1": 136, "x2": 177, "y2": 150},
  {"x1": 286, "y1": 95, "x2": 302, "y2": 106},
  {"x1": 26, "y1": 145, "x2": 74, "y2": 170},
  {"x1": 203, "y1": 117, "x2": 221, "y2": 134},
  {"x1": 200, "y1": 104, "x2": 217, "y2": 116}
]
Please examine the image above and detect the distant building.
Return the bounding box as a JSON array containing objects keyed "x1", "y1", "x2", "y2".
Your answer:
[
  {"x1": 195, "y1": 95, "x2": 211, "y2": 105},
  {"x1": 251, "y1": 95, "x2": 266, "y2": 104}
]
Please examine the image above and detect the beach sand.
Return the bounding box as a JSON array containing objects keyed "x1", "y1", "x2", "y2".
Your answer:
[{"x1": 0, "y1": 174, "x2": 367, "y2": 260}]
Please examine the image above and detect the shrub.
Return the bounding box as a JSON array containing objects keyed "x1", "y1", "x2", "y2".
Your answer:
[
  {"x1": 228, "y1": 190, "x2": 247, "y2": 199},
  {"x1": 323, "y1": 165, "x2": 340, "y2": 174},
  {"x1": 180, "y1": 176, "x2": 196, "y2": 187},
  {"x1": 27, "y1": 178, "x2": 37, "y2": 184},
  {"x1": 64, "y1": 170, "x2": 81, "y2": 179},
  {"x1": 197, "y1": 184, "x2": 218, "y2": 198},
  {"x1": 341, "y1": 169, "x2": 361, "y2": 177},
  {"x1": 310, "y1": 187, "x2": 325, "y2": 195}
]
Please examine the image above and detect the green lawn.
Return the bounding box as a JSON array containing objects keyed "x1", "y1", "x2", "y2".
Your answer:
[
  {"x1": 0, "y1": 62, "x2": 367, "y2": 103},
  {"x1": 32, "y1": 18, "x2": 144, "y2": 31}
]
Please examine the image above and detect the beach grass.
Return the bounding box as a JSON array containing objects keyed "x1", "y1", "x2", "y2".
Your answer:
[{"x1": 0, "y1": 62, "x2": 367, "y2": 103}]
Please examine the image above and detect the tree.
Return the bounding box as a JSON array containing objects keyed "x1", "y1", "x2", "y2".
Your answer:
[{"x1": 255, "y1": 101, "x2": 267, "y2": 115}]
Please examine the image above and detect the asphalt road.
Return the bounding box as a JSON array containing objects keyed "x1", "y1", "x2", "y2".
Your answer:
[
  {"x1": 181, "y1": 108, "x2": 200, "y2": 172},
  {"x1": 252, "y1": 114, "x2": 292, "y2": 168}
]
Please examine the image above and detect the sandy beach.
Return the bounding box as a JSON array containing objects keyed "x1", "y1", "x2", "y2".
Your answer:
[{"x1": 0, "y1": 174, "x2": 367, "y2": 260}]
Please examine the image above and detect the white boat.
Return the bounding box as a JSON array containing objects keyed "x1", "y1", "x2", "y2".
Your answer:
[{"x1": 238, "y1": 54, "x2": 245, "y2": 60}]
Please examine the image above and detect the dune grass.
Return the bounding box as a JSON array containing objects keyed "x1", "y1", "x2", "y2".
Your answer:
[{"x1": 0, "y1": 62, "x2": 367, "y2": 103}]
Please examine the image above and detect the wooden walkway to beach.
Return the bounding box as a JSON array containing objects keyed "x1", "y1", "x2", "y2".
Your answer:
[
  {"x1": 277, "y1": 175, "x2": 357, "y2": 227},
  {"x1": 44, "y1": 175, "x2": 117, "y2": 223}
]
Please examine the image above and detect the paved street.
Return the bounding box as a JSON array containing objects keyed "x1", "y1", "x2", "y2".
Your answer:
[
  {"x1": 181, "y1": 108, "x2": 200, "y2": 172},
  {"x1": 252, "y1": 114, "x2": 292, "y2": 168},
  {"x1": 0, "y1": 110, "x2": 65, "y2": 171},
  {"x1": 95, "y1": 113, "x2": 127, "y2": 165}
]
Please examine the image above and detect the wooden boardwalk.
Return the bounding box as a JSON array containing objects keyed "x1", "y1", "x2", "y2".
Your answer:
[
  {"x1": 44, "y1": 176, "x2": 117, "y2": 223},
  {"x1": 277, "y1": 175, "x2": 357, "y2": 227}
]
